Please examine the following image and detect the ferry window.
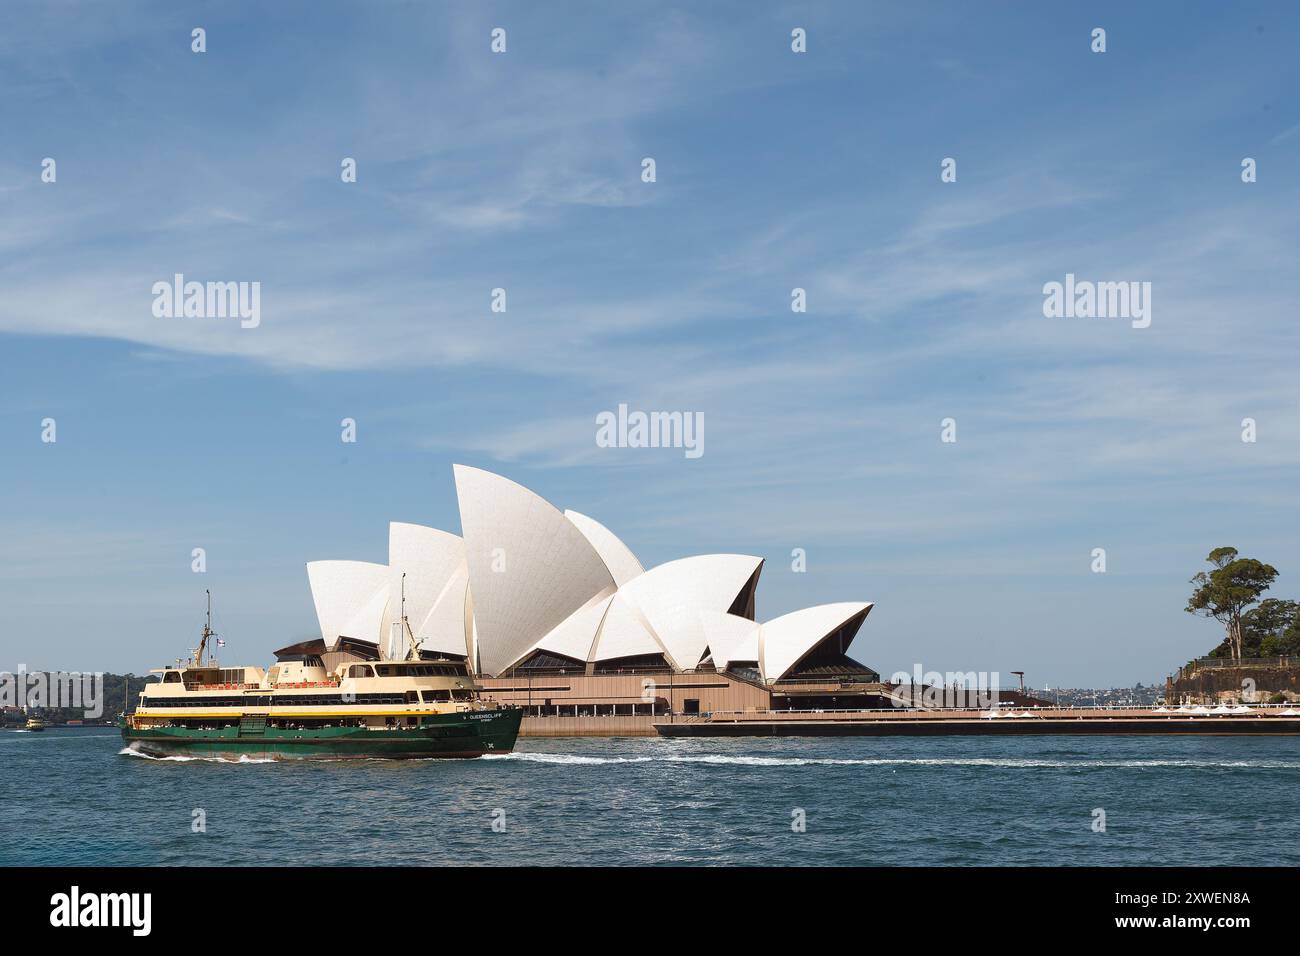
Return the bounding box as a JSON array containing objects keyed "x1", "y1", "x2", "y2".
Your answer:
[
  {"x1": 432, "y1": 689, "x2": 451, "y2": 702},
  {"x1": 451, "y1": 689, "x2": 472, "y2": 701},
  {"x1": 164, "y1": 672, "x2": 181, "y2": 683}
]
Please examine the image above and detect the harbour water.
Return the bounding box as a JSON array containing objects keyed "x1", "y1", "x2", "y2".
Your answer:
[{"x1": 2, "y1": 727, "x2": 1297, "y2": 866}]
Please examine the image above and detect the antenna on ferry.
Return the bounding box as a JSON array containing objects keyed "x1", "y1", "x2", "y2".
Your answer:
[
  {"x1": 395, "y1": 571, "x2": 427, "y2": 661},
  {"x1": 400, "y1": 572, "x2": 422, "y2": 661},
  {"x1": 196, "y1": 589, "x2": 217, "y2": 667}
]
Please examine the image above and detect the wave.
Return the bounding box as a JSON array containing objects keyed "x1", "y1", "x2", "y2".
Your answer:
[
  {"x1": 118, "y1": 747, "x2": 275, "y2": 764},
  {"x1": 483, "y1": 752, "x2": 1300, "y2": 770}
]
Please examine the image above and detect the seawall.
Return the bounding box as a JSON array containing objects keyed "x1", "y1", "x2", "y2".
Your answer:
[
  {"x1": 521, "y1": 715, "x2": 658, "y2": 737},
  {"x1": 1166, "y1": 662, "x2": 1300, "y2": 703}
]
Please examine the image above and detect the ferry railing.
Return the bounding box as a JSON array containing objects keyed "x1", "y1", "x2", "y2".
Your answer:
[
  {"x1": 771, "y1": 676, "x2": 882, "y2": 685},
  {"x1": 1184, "y1": 655, "x2": 1295, "y2": 669},
  {"x1": 499, "y1": 666, "x2": 746, "y2": 678},
  {"x1": 184, "y1": 681, "x2": 342, "y2": 691}
]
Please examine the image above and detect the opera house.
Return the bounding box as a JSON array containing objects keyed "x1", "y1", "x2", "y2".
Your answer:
[{"x1": 294, "y1": 466, "x2": 888, "y2": 733}]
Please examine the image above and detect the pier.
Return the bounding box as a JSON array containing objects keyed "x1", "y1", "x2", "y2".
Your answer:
[{"x1": 652, "y1": 705, "x2": 1300, "y2": 738}]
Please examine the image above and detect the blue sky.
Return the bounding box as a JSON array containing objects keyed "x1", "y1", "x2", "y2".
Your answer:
[{"x1": 2, "y1": 2, "x2": 1298, "y2": 686}]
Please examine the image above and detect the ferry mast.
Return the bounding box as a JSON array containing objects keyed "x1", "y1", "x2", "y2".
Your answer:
[
  {"x1": 194, "y1": 589, "x2": 217, "y2": 667},
  {"x1": 398, "y1": 572, "x2": 423, "y2": 661}
]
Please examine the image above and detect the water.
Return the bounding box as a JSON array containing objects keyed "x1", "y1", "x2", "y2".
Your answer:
[{"x1": 2, "y1": 727, "x2": 1297, "y2": 866}]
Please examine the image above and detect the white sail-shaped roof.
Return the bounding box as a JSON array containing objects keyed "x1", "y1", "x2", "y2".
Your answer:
[
  {"x1": 304, "y1": 468, "x2": 876, "y2": 681},
  {"x1": 589, "y1": 592, "x2": 671, "y2": 664},
  {"x1": 414, "y1": 564, "x2": 471, "y2": 658},
  {"x1": 507, "y1": 589, "x2": 615, "y2": 670},
  {"x1": 613, "y1": 554, "x2": 763, "y2": 671},
  {"x1": 563, "y1": 510, "x2": 644, "y2": 587},
  {"x1": 760, "y1": 602, "x2": 873, "y2": 683},
  {"x1": 306, "y1": 560, "x2": 390, "y2": 649},
  {"x1": 701, "y1": 611, "x2": 761, "y2": 670},
  {"x1": 454, "y1": 465, "x2": 617, "y2": 676},
  {"x1": 339, "y1": 581, "x2": 391, "y2": 646},
  {"x1": 388, "y1": 522, "x2": 466, "y2": 657}
]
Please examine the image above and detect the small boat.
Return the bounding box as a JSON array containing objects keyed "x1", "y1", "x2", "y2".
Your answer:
[{"x1": 24, "y1": 717, "x2": 46, "y2": 732}]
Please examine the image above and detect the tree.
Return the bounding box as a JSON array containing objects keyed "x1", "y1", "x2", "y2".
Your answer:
[
  {"x1": 1283, "y1": 611, "x2": 1300, "y2": 654},
  {"x1": 1242, "y1": 598, "x2": 1300, "y2": 657},
  {"x1": 1185, "y1": 547, "x2": 1278, "y2": 662}
]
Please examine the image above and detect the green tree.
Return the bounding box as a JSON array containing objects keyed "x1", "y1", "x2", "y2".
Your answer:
[
  {"x1": 1243, "y1": 598, "x2": 1300, "y2": 657},
  {"x1": 1185, "y1": 547, "x2": 1279, "y2": 662},
  {"x1": 1284, "y1": 612, "x2": 1300, "y2": 653}
]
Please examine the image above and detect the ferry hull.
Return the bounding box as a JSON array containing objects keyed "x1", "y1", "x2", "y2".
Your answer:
[{"x1": 122, "y1": 708, "x2": 522, "y2": 759}]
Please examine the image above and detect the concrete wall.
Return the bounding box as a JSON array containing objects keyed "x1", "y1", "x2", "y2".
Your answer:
[{"x1": 481, "y1": 671, "x2": 772, "y2": 713}]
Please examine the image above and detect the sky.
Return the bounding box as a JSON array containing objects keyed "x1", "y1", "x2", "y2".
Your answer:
[{"x1": 1, "y1": 2, "x2": 1297, "y2": 687}]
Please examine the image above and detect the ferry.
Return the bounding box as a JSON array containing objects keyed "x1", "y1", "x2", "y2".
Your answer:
[
  {"x1": 24, "y1": 716, "x2": 45, "y2": 732},
  {"x1": 121, "y1": 591, "x2": 521, "y2": 759}
]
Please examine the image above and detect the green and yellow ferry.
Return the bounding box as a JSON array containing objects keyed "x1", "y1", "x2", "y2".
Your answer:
[{"x1": 122, "y1": 593, "x2": 521, "y2": 759}]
